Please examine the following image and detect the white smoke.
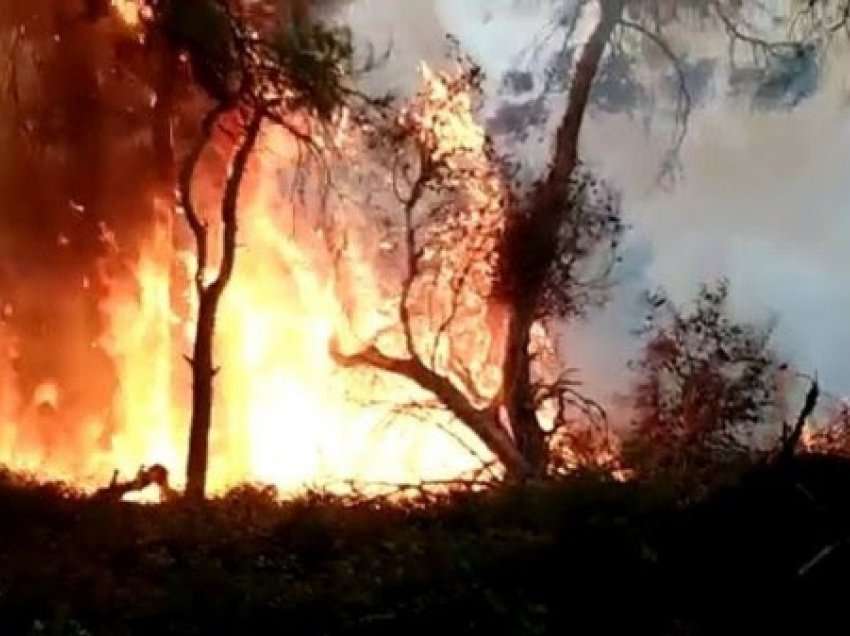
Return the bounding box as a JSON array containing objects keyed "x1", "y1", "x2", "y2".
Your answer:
[{"x1": 338, "y1": 2, "x2": 850, "y2": 404}]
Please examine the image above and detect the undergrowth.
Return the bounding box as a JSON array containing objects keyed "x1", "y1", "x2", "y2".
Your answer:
[{"x1": 0, "y1": 460, "x2": 847, "y2": 635}]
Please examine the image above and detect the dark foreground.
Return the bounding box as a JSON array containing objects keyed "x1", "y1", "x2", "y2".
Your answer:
[{"x1": 2, "y1": 455, "x2": 849, "y2": 636}]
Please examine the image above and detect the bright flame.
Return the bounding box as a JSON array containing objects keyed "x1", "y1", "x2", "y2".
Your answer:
[
  {"x1": 98, "y1": 216, "x2": 185, "y2": 484},
  {"x1": 203, "y1": 124, "x2": 487, "y2": 493},
  {"x1": 112, "y1": 0, "x2": 140, "y2": 26},
  {"x1": 0, "y1": 68, "x2": 502, "y2": 496}
]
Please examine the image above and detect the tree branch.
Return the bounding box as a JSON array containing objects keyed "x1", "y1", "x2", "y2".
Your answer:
[
  {"x1": 548, "y1": 0, "x2": 626, "y2": 189},
  {"x1": 398, "y1": 162, "x2": 429, "y2": 362},
  {"x1": 618, "y1": 18, "x2": 692, "y2": 181},
  {"x1": 179, "y1": 103, "x2": 230, "y2": 294},
  {"x1": 330, "y1": 337, "x2": 528, "y2": 475},
  {"x1": 779, "y1": 378, "x2": 820, "y2": 463},
  {"x1": 710, "y1": 0, "x2": 801, "y2": 61},
  {"x1": 208, "y1": 106, "x2": 265, "y2": 295}
]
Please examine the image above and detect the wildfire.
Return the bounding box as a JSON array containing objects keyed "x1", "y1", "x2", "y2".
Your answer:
[
  {"x1": 0, "y1": 68, "x2": 499, "y2": 498},
  {"x1": 111, "y1": 0, "x2": 141, "y2": 26},
  {"x1": 207, "y1": 138, "x2": 485, "y2": 492}
]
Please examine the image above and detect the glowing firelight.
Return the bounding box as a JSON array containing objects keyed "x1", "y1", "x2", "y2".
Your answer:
[
  {"x1": 112, "y1": 0, "x2": 140, "y2": 26},
  {"x1": 0, "y1": 68, "x2": 501, "y2": 497}
]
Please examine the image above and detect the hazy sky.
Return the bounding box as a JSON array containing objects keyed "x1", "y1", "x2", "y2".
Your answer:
[{"x1": 339, "y1": 1, "x2": 850, "y2": 400}]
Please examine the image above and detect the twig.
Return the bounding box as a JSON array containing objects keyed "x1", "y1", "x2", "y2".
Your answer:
[{"x1": 618, "y1": 18, "x2": 692, "y2": 183}]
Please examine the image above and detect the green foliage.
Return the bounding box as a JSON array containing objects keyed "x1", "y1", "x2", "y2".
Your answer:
[
  {"x1": 155, "y1": 0, "x2": 353, "y2": 119},
  {"x1": 271, "y1": 22, "x2": 354, "y2": 119}
]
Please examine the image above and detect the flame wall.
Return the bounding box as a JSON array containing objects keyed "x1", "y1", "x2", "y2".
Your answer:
[{"x1": 0, "y1": 3, "x2": 489, "y2": 493}]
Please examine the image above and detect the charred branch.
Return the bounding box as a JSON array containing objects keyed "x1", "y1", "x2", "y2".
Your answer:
[
  {"x1": 184, "y1": 105, "x2": 264, "y2": 501},
  {"x1": 779, "y1": 378, "x2": 820, "y2": 464},
  {"x1": 329, "y1": 337, "x2": 529, "y2": 477},
  {"x1": 179, "y1": 103, "x2": 230, "y2": 294},
  {"x1": 94, "y1": 464, "x2": 178, "y2": 502}
]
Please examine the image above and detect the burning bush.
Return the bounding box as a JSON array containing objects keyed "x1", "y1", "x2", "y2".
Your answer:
[
  {"x1": 332, "y1": 0, "x2": 628, "y2": 482},
  {"x1": 804, "y1": 401, "x2": 850, "y2": 457},
  {"x1": 623, "y1": 279, "x2": 783, "y2": 483}
]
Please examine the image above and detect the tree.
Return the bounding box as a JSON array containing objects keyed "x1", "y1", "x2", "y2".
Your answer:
[
  {"x1": 331, "y1": 1, "x2": 627, "y2": 480},
  {"x1": 139, "y1": 0, "x2": 354, "y2": 498},
  {"x1": 624, "y1": 280, "x2": 783, "y2": 477},
  {"x1": 333, "y1": 0, "x2": 850, "y2": 480},
  {"x1": 0, "y1": 0, "x2": 358, "y2": 497},
  {"x1": 163, "y1": 0, "x2": 850, "y2": 493}
]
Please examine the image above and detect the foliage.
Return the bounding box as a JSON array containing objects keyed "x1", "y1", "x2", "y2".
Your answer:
[
  {"x1": 0, "y1": 470, "x2": 670, "y2": 635},
  {"x1": 624, "y1": 280, "x2": 782, "y2": 481},
  {"x1": 155, "y1": 0, "x2": 353, "y2": 119},
  {"x1": 5, "y1": 459, "x2": 850, "y2": 634},
  {"x1": 271, "y1": 22, "x2": 354, "y2": 119},
  {"x1": 590, "y1": 48, "x2": 649, "y2": 115},
  {"x1": 158, "y1": 0, "x2": 241, "y2": 101},
  {"x1": 537, "y1": 163, "x2": 625, "y2": 319}
]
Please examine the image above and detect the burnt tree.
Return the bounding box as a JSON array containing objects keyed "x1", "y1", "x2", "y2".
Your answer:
[
  {"x1": 493, "y1": 0, "x2": 626, "y2": 475},
  {"x1": 332, "y1": 1, "x2": 627, "y2": 479},
  {"x1": 624, "y1": 280, "x2": 784, "y2": 478},
  {"x1": 179, "y1": 106, "x2": 263, "y2": 500},
  {"x1": 330, "y1": 0, "x2": 842, "y2": 480},
  {"x1": 152, "y1": 0, "x2": 352, "y2": 498}
]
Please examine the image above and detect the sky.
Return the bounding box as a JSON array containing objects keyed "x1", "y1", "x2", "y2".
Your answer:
[{"x1": 336, "y1": 1, "x2": 850, "y2": 402}]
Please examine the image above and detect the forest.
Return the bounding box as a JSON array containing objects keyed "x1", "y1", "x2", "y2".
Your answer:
[{"x1": 1, "y1": 0, "x2": 850, "y2": 633}]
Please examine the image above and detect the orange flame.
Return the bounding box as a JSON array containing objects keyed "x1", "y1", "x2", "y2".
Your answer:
[
  {"x1": 111, "y1": 0, "x2": 141, "y2": 26},
  {"x1": 0, "y1": 68, "x2": 501, "y2": 497}
]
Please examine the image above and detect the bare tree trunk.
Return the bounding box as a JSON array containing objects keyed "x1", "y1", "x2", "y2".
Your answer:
[
  {"x1": 501, "y1": 298, "x2": 548, "y2": 477},
  {"x1": 185, "y1": 295, "x2": 219, "y2": 499},
  {"x1": 510, "y1": 355, "x2": 548, "y2": 476},
  {"x1": 182, "y1": 106, "x2": 264, "y2": 500}
]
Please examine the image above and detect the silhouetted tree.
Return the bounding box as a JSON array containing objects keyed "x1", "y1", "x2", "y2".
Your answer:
[
  {"x1": 332, "y1": 1, "x2": 627, "y2": 479},
  {"x1": 143, "y1": 0, "x2": 354, "y2": 498}
]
